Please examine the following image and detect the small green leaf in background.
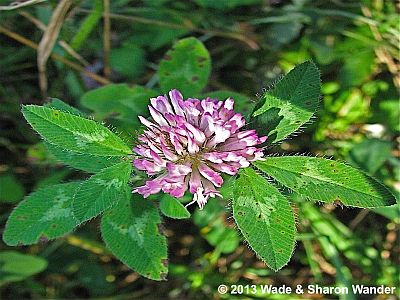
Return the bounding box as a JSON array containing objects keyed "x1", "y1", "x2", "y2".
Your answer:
[
  {"x1": 70, "y1": 0, "x2": 103, "y2": 51},
  {"x1": 110, "y1": 44, "x2": 146, "y2": 79},
  {"x1": 45, "y1": 142, "x2": 121, "y2": 174},
  {"x1": 266, "y1": 22, "x2": 304, "y2": 50},
  {"x1": 22, "y1": 105, "x2": 132, "y2": 156},
  {"x1": 203, "y1": 219, "x2": 240, "y2": 254},
  {"x1": 233, "y1": 168, "x2": 296, "y2": 271},
  {"x1": 0, "y1": 173, "x2": 25, "y2": 203},
  {"x1": 0, "y1": 251, "x2": 48, "y2": 286},
  {"x1": 80, "y1": 84, "x2": 158, "y2": 129},
  {"x1": 76, "y1": 262, "x2": 115, "y2": 296},
  {"x1": 254, "y1": 156, "x2": 397, "y2": 208},
  {"x1": 3, "y1": 182, "x2": 81, "y2": 246},
  {"x1": 378, "y1": 99, "x2": 400, "y2": 132},
  {"x1": 101, "y1": 194, "x2": 168, "y2": 281},
  {"x1": 160, "y1": 194, "x2": 190, "y2": 219},
  {"x1": 347, "y1": 138, "x2": 392, "y2": 174},
  {"x1": 158, "y1": 37, "x2": 211, "y2": 96},
  {"x1": 193, "y1": 197, "x2": 240, "y2": 254},
  {"x1": 340, "y1": 49, "x2": 375, "y2": 88},
  {"x1": 251, "y1": 61, "x2": 320, "y2": 144},
  {"x1": 34, "y1": 169, "x2": 71, "y2": 189},
  {"x1": 72, "y1": 161, "x2": 132, "y2": 223}
]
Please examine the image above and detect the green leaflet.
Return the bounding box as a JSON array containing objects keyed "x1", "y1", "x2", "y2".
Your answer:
[
  {"x1": 0, "y1": 251, "x2": 48, "y2": 286},
  {"x1": 253, "y1": 156, "x2": 397, "y2": 208},
  {"x1": 101, "y1": 194, "x2": 168, "y2": 281},
  {"x1": 232, "y1": 168, "x2": 296, "y2": 271},
  {"x1": 72, "y1": 161, "x2": 132, "y2": 223},
  {"x1": 3, "y1": 182, "x2": 81, "y2": 246},
  {"x1": 158, "y1": 37, "x2": 211, "y2": 96},
  {"x1": 22, "y1": 105, "x2": 131, "y2": 156},
  {"x1": 45, "y1": 142, "x2": 121, "y2": 173},
  {"x1": 251, "y1": 61, "x2": 320, "y2": 144},
  {"x1": 159, "y1": 194, "x2": 190, "y2": 219}
]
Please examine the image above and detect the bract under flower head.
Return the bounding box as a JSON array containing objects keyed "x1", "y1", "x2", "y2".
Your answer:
[{"x1": 133, "y1": 89, "x2": 266, "y2": 209}]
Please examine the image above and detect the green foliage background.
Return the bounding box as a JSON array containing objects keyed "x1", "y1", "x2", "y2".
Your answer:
[{"x1": 0, "y1": 0, "x2": 398, "y2": 299}]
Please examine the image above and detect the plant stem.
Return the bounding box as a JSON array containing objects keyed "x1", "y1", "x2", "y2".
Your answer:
[{"x1": 103, "y1": 0, "x2": 111, "y2": 78}]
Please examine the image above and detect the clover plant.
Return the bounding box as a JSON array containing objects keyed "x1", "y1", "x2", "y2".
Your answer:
[{"x1": 3, "y1": 37, "x2": 396, "y2": 281}]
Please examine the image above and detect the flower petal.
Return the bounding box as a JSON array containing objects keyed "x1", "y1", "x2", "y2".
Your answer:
[{"x1": 198, "y1": 163, "x2": 223, "y2": 187}]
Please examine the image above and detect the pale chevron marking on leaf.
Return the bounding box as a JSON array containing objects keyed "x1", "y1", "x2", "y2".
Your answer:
[
  {"x1": 233, "y1": 168, "x2": 296, "y2": 271},
  {"x1": 39, "y1": 189, "x2": 72, "y2": 222},
  {"x1": 72, "y1": 161, "x2": 132, "y2": 223},
  {"x1": 254, "y1": 156, "x2": 396, "y2": 208},
  {"x1": 3, "y1": 182, "x2": 82, "y2": 246},
  {"x1": 251, "y1": 61, "x2": 321, "y2": 144},
  {"x1": 101, "y1": 194, "x2": 168, "y2": 281},
  {"x1": 22, "y1": 105, "x2": 131, "y2": 156}
]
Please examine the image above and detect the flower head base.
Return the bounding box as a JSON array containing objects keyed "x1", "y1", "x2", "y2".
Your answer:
[{"x1": 133, "y1": 89, "x2": 267, "y2": 209}]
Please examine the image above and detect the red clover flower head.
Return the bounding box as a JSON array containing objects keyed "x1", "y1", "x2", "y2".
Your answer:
[{"x1": 133, "y1": 89, "x2": 267, "y2": 209}]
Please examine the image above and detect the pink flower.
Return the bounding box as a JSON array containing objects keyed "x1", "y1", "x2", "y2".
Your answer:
[{"x1": 133, "y1": 89, "x2": 267, "y2": 209}]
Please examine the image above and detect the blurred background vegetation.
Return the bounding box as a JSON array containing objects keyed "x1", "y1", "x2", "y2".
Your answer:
[{"x1": 0, "y1": 0, "x2": 399, "y2": 299}]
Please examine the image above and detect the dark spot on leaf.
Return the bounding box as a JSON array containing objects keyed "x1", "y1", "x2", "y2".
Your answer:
[
  {"x1": 161, "y1": 258, "x2": 168, "y2": 267},
  {"x1": 192, "y1": 76, "x2": 199, "y2": 82},
  {"x1": 157, "y1": 223, "x2": 166, "y2": 235},
  {"x1": 275, "y1": 218, "x2": 281, "y2": 223},
  {"x1": 164, "y1": 55, "x2": 172, "y2": 60},
  {"x1": 237, "y1": 211, "x2": 244, "y2": 216},
  {"x1": 51, "y1": 224, "x2": 57, "y2": 229},
  {"x1": 258, "y1": 213, "x2": 262, "y2": 219},
  {"x1": 197, "y1": 56, "x2": 207, "y2": 63},
  {"x1": 108, "y1": 112, "x2": 120, "y2": 118},
  {"x1": 39, "y1": 235, "x2": 49, "y2": 243}
]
